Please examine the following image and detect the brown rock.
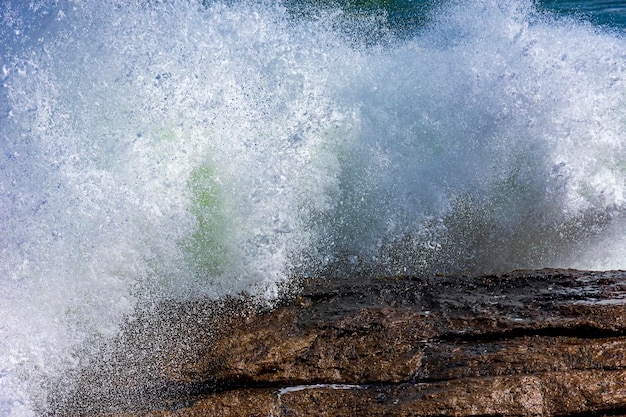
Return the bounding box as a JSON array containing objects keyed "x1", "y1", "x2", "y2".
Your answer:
[{"x1": 52, "y1": 269, "x2": 626, "y2": 416}]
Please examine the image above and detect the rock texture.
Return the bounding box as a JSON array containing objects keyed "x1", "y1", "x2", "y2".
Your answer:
[{"x1": 52, "y1": 269, "x2": 626, "y2": 416}]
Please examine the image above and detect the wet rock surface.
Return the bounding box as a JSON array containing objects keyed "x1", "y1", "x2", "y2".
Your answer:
[{"x1": 53, "y1": 269, "x2": 626, "y2": 416}]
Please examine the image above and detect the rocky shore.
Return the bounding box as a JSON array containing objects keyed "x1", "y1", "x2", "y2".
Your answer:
[{"x1": 52, "y1": 269, "x2": 626, "y2": 416}]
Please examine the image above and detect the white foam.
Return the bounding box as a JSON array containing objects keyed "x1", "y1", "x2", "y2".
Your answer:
[{"x1": 278, "y1": 384, "x2": 366, "y2": 395}]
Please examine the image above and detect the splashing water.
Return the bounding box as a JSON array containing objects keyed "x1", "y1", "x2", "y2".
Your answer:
[{"x1": 1, "y1": 0, "x2": 626, "y2": 413}]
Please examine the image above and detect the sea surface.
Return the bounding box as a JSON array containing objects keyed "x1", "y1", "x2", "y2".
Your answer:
[{"x1": 1, "y1": 0, "x2": 626, "y2": 414}]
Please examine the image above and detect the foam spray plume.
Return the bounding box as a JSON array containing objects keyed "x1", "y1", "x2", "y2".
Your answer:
[{"x1": 1, "y1": 0, "x2": 626, "y2": 414}]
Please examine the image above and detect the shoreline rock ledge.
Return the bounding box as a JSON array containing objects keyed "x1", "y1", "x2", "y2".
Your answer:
[{"x1": 56, "y1": 269, "x2": 626, "y2": 416}]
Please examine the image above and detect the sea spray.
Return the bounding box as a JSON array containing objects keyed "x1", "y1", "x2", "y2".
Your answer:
[
  {"x1": 0, "y1": 1, "x2": 351, "y2": 412},
  {"x1": 300, "y1": 0, "x2": 626, "y2": 276},
  {"x1": 1, "y1": 0, "x2": 626, "y2": 414}
]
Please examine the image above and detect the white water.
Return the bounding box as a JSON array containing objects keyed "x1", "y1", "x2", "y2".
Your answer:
[{"x1": 1, "y1": 0, "x2": 626, "y2": 413}]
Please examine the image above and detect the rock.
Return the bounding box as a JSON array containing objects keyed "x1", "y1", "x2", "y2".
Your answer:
[{"x1": 52, "y1": 269, "x2": 626, "y2": 416}]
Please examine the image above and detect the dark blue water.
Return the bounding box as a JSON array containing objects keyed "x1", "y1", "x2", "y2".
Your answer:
[
  {"x1": 540, "y1": 0, "x2": 626, "y2": 28},
  {"x1": 1, "y1": 0, "x2": 626, "y2": 414},
  {"x1": 285, "y1": 0, "x2": 626, "y2": 35}
]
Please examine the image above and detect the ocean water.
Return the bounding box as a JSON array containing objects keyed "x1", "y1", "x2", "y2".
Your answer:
[{"x1": 1, "y1": 0, "x2": 626, "y2": 413}]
